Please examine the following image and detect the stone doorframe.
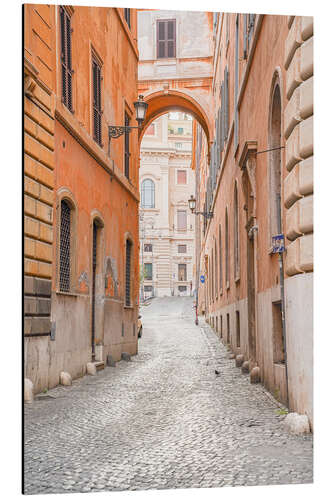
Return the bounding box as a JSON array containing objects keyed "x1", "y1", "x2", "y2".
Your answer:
[{"x1": 239, "y1": 141, "x2": 258, "y2": 369}]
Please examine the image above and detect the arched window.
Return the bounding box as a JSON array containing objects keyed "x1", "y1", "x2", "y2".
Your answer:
[
  {"x1": 219, "y1": 224, "x2": 223, "y2": 291},
  {"x1": 234, "y1": 182, "x2": 240, "y2": 279},
  {"x1": 59, "y1": 199, "x2": 73, "y2": 292},
  {"x1": 214, "y1": 239, "x2": 218, "y2": 297},
  {"x1": 269, "y1": 81, "x2": 282, "y2": 240},
  {"x1": 141, "y1": 179, "x2": 155, "y2": 208}
]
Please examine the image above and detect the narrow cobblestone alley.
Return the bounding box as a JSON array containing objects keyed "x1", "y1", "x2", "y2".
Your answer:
[{"x1": 24, "y1": 297, "x2": 313, "y2": 495}]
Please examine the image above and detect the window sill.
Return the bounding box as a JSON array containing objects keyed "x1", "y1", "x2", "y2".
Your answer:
[
  {"x1": 226, "y1": 281, "x2": 230, "y2": 290},
  {"x1": 124, "y1": 305, "x2": 135, "y2": 310},
  {"x1": 56, "y1": 290, "x2": 78, "y2": 298},
  {"x1": 156, "y1": 58, "x2": 176, "y2": 64},
  {"x1": 234, "y1": 275, "x2": 240, "y2": 283}
]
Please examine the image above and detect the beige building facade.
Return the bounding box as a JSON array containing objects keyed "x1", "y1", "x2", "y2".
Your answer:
[
  {"x1": 140, "y1": 113, "x2": 196, "y2": 299},
  {"x1": 194, "y1": 13, "x2": 313, "y2": 427}
]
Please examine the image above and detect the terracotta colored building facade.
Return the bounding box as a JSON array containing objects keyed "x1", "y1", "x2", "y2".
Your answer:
[
  {"x1": 195, "y1": 13, "x2": 313, "y2": 426},
  {"x1": 24, "y1": 5, "x2": 140, "y2": 393}
]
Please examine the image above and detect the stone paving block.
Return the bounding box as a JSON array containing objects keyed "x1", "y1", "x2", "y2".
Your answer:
[{"x1": 24, "y1": 297, "x2": 313, "y2": 495}]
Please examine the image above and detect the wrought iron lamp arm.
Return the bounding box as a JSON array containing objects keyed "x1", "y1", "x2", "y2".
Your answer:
[
  {"x1": 108, "y1": 125, "x2": 141, "y2": 139},
  {"x1": 192, "y1": 210, "x2": 213, "y2": 219}
]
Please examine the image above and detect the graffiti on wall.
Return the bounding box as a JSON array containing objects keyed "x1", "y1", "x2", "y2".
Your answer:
[{"x1": 105, "y1": 257, "x2": 119, "y2": 298}]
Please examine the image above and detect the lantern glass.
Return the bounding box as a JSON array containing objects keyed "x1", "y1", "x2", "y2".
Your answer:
[
  {"x1": 134, "y1": 95, "x2": 148, "y2": 126},
  {"x1": 188, "y1": 195, "x2": 196, "y2": 212}
]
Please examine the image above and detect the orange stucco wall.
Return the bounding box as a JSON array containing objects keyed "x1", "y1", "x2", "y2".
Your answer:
[{"x1": 25, "y1": 6, "x2": 141, "y2": 393}]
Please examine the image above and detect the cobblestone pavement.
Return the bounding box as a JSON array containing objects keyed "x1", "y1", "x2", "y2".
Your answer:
[{"x1": 24, "y1": 297, "x2": 313, "y2": 494}]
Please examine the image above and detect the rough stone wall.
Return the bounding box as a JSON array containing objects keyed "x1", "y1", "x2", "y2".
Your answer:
[
  {"x1": 24, "y1": 5, "x2": 56, "y2": 389},
  {"x1": 283, "y1": 16, "x2": 313, "y2": 426},
  {"x1": 284, "y1": 16, "x2": 313, "y2": 276}
]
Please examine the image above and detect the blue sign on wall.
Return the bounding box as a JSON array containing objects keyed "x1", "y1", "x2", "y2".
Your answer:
[
  {"x1": 272, "y1": 234, "x2": 285, "y2": 254},
  {"x1": 200, "y1": 275, "x2": 205, "y2": 283}
]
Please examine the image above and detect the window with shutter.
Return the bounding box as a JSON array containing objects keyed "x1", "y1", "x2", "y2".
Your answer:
[
  {"x1": 177, "y1": 210, "x2": 187, "y2": 231},
  {"x1": 248, "y1": 14, "x2": 256, "y2": 43},
  {"x1": 243, "y1": 14, "x2": 248, "y2": 59},
  {"x1": 234, "y1": 182, "x2": 240, "y2": 278},
  {"x1": 92, "y1": 56, "x2": 102, "y2": 146},
  {"x1": 141, "y1": 179, "x2": 155, "y2": 208},
  {"x1": 124, "y1": 112, "x2": 130, "y2": 179},
  {"x1": 215, "y1": 239, "x2": 218, "y2": 297},
  {"x1": 221, "y1": 82, "x2": 225, "y2": 150},
  {"x1": 177, "y1": 170, "x2": 187, "y2": 184},
  {"x1": 144, "y1": 263, "x2": 152, "y2": 280},
  {"x1": 124, "y1": 8, "x2": 131, "y2": 29},
  {"x1": 157, "y1": 19, "x2": 176, "y2": 59},
  {"x1": 125, "y1": 240, "x2": 132, "y2": 306},
  {"x1": 225, "y1": 208, "x2": 229, "y2": 286},
  {"x1": 225, "y1": 66, "x2": 229, "y2": 141},
  {"x1": 60, "y1": 7, "x2": 73, "y2": 111},
  {"x1": 178, "y1": 264, "x2": 187, "y2": 281},
  {"x1": 59, "y1": 200, "x2": 71, "y2": 292},
  {"x1": 234, "y1": 16, "x2": 239, "y2": 153},
  {"x1": 219, "y1": 224, "x2": 223, "y2": 291}
]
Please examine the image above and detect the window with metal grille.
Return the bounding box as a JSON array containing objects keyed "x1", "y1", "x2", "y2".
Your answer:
[
  {"x1": 144, "y1": 285, "x2": 153, "y2": 292},
  {"x1": 177, "y1": 210, "x2": 187, "y2": 231},
  {"x1": 177, "y1": 170, "x2": 186, "y2": 184},
  {"x1": 124, "y1": 112, "x2": 130, "y2": 179},
  {"x1": 92, "y1": 56, "x2": 102, "y2": 145},
  {"x1": 124, "y1": 8, "x2": 131, "y2": 28},
  {"x1": 234, "y1": 182, "x2": 240, "y2": 278},
  {"x1": 144, "y1": 263, "x2": 152, "y2": 280},
  {"x1": 157, "y1": 19, "x2": 176, "y2": 58},
  {"x1": 60, "y1": 6, "x2": 73, "y2": 111},
  {"x1": 178, "y1": 244, "x2": 186, "y2": 253},
  {"x1": 141, "y1": 179, "x2": 155, "y2": 208},
  {"x1": 125, "y1": 239, "x2": 132, "y2": 306},
  {"x1": 59, "y1": 200, "x2": 71, "y2": 292},
  {"x1": 144, "y1": 243, "x2": 152, "y2": 252},
  {"x1": 145, "y1": 123, "x2": 155, "y2": 135},
  {"x1": 178, "y1": 285, "x2": 187, "y2": 292},
  {"x1": 178, "y1": 264, "x2": 187, "y2": 281}
]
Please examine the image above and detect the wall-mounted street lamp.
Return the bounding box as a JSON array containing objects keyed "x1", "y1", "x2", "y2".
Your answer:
[
  {"x1": 188, "y1": 195, "x2": 213, "y2": 219},
  {"x1": 108, "y1": 95, "x2": 148, "y2": 154}
]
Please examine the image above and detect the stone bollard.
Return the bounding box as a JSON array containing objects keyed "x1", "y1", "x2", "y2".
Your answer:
[
  {"x1": 106, "y1": 354, "x2": 116, "y2": 367},
  {"x1": 60, "y1": 371, "x2": 72, "y2": 386},
  {"x1": 121, "y1": 352, "x2": 131, "y2": 362},
  {"x1": 250, "y1": 366, "x2": 260, "y2": 383},
  {"x1": 284, "y1": 413, "x2": 310, "y2": 435},
  {"x1": 86, "y1": 362, "x2": 97, "y2": 375},
  {"x1": 241, "y1": 361, "x2": 250, "y2": 374},
  {"x1": 24, "y1": 378, "x2": 34, "y2": 403},
  {"x1": 235, "y1": 354, "x2": 244, "y2": 368}
]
